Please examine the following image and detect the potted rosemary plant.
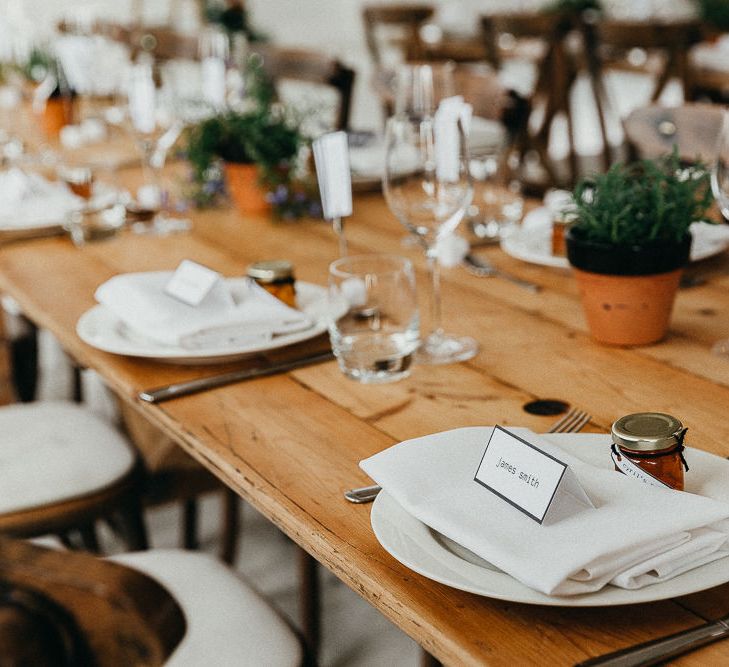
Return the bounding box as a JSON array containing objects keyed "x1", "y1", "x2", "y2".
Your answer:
[
  {"x1": 21, "y1": 49, "x2": 76, "y2": 138},
  {"x1": 185, "y1": 105, "x2": 303, "y2": 216},
  {"x1": 566, "y1": 151, "x2": 712, "y2": 346}
]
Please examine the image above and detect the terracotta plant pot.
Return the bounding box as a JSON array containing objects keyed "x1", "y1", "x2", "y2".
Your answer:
[
  {"x1": 224, "y1": 162, "x2": 270, "y2": 216},
  {"x1": 566, "y1": 228, "x2": 691, "y2": 346},
  {"x1": 41, "y1": 97, "x2": 75, "y2": 138}
]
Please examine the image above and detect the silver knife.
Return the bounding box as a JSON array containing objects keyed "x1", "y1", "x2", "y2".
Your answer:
[
  {"x1": 138, "y1": 350, "x2": 334, "y2": 403},
  {"x1": 575, "y1": 613, "x2": 729, "y2": 666}
]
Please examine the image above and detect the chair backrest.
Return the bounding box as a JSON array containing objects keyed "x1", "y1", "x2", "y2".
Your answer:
[
  {"x1": 362, "y1": 4, "x2": 435, "y2": 66},
  {"x1": 251, "y1": 45, "x2": 355, "y2": 131},
  {"x1": 94, "y1": 21, "x2": 199, "y2": 61},
  {"x1": 623, "y1": 103, "x2": 723, "y2": 163},
  {"x1": 453, "y1": 62, "x2": 511, "y2": 122},
  {"x1": 480, "y1": 12, "x2": 568, "y2": 69},
  {"x1": 0, "y1": 538, "x2": 185, "y2": 667},
  {"x1": 594, "y1": 19, "x2": 702, "y2": 52},
  {"x1": 591, "y1": 19, "x2": 703, "y2": 101}
]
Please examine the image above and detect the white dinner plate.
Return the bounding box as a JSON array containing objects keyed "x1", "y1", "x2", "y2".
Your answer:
[
  {"x1": 371, "y1": 433, "x2": 729, "y2": 606},
  {"x1": 0, "y1": 181, "x2": 122, "y2": 234},
  {"x1": 501, "y1": 207, "x2": 729, "y2": 268},
  {"x1": 77, "y1": 281, "x2": 337, "y2": 364}
]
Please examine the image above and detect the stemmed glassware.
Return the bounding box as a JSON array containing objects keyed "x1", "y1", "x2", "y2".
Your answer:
[
  {"x1": 126, "y1": 59, "x2": 188, "y2": 234},
  {"x1": 711, "y1": 110, "x2": 729, "y2": 356},
  {"x1": 383, "y1": 63, "x2": 477, "y2": 365}
]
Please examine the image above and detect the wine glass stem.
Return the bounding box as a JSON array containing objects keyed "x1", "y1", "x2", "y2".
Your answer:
[
  {"x1": 426, "y1": 247, "x2": 444, "y2": 342},
  {"x1": 333, "y1": 217, "x2": 347, "y2": 257},
  {"x1": 140, "y1": 140, "x2": 165, "y2": 211},
  {"x1": 140, "y1": 140, "x2": 159, "y2": 188}
]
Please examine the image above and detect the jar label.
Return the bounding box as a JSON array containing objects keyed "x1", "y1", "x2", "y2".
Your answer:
[{"x1": 611, "y1": 448, "x2": 671, "y2": 489}]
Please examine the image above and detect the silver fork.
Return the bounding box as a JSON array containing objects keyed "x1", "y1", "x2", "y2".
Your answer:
[{"x1": 344, "y1": 407, "x2": 592, "y2": 503}]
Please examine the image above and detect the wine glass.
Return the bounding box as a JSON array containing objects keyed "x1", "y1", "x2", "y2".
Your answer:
[
  {"x1": 394, "y1": 61, "x2": 456, "y2": 116},
  {"x1": 126, "y1": 60, "x2": 188, "y2": 235},
  {"x1": 393, "y1": 62, "x2": 456, "y2": 250},
  {"x1": 711, "y1": 109, "x2": 729, "y2": 356},
  {"x1": 383, "y1": 105, "x2": 477, "y2": 365}
]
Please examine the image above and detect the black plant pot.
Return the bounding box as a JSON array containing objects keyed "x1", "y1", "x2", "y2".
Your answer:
[{"x1": 565, "y1": 227, "x2": 692, "y2": 276}]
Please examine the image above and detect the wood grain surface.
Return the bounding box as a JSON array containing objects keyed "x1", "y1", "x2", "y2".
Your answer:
[{"x1": 2, "y1": 163, "x2": 729, "y2": 665}]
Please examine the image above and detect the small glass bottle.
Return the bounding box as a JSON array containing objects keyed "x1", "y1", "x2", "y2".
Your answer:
[
  {"x1": 610, "y1": 412, "x2": 689, "y2": 491},
  {"x1": 246, "y1": 260, "x2": 297, "y2": 308}
]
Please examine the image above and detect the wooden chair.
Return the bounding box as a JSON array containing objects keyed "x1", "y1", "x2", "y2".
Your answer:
[
  {"x1": 94, "y1": 22, "x2": 199, "y2": 62},
  {"x1": 623, "y1": 103, "x2": 723, "y2": 163},
  {"x1": 480, "y1": 12, "x2": 577, "y2": 186},
  {"x1": 0, "y1": 537, "x2": 305, "y2": 666},
  {"x1": 0, "y1": 401, "x2": 148, "y2": 552},
  {"x1": 581, "y1": 18, "x2": 704, "y2": 173},
  {"x1": 362, "y1": 4, "x2": 434, "y2": 66},
  {"x1": 250, "y1": 45, "x2": 356, "y2": 131},
  {"x1": 588, "y1": 18, "x2": 703, "y2": 103}
]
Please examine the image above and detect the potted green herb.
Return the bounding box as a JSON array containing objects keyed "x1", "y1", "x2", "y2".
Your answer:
[
  {"x1": 566, "y1": 151, "x2": 712, "y2": 346},
  {"x1": 186, "y1": 105, "x2": 303, "y2": 216},
  {"x1": 19, "y1": 48, "x2": 76, "y2": 138}
]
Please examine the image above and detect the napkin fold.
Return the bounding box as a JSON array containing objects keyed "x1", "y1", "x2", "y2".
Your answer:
[
  {"x1": 361, "y1": 427, "x2": 729, "y2": 596},
  {"x1": 95, "y1": 272, "x2": 313, "y2": 350},
  {"x1": 0, "y1": 168, "x2": 82, "y2": 228}
]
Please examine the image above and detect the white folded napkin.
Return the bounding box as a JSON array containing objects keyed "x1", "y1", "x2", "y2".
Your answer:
[
  {"x1": 361, "y1": 427, "x2": 729, "y2": 596},
  {"x1": 95, "y1": 272, "x2": 313, "y2": 350},
  {"x1": 690, "y1": 221, "x2": 729, "y2": 259},
  {"x1": 0, "y1": 168, "x2": 82, "y2": 228}
]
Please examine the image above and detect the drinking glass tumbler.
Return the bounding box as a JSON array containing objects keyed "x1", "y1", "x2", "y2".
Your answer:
[{"x1": 328, "y1": 254, "x2": 420, "y2": 383}]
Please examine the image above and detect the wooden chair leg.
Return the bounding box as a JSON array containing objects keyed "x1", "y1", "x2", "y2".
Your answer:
[
  {"x1": 115, "y1": 499, "x2": 149, "y2": 551},
  {"x1": 297, "y1": 546, "x2": 320, "y2": 662},
  {"x1": 182, "y1": 498, "x2": 199, "y2": 550},
  {"x1": 221, "y1": 489, "x2": 240, "y2": 565},
  {"x1": 10, "y1": 317, "x2": 38, "y2": 403},
  {"x1": 72, "y1": 363, "x2": 84, "y2": 403},
  {"x1": 78, "y1": 523, "x2": 101, "y2": 553},
  {"x1": 58, "y1": 532, "x2": 76, "y2": 550}
]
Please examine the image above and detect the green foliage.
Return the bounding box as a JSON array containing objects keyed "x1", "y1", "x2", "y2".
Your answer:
[
  {"x1": 696, "y1": 0, "x2": 729, "y2": 31},
  {"x1": 572, "y1": 150, "x2": 713, "y2": 246},
  {"x1": 204, "y1": 1, "x2": 267, "y2": 42},
  {"x1": 185, "y1": 106, "x2": 301, "y2": 180},
  {"x1": 183, "y1": 56, "x2": 319, "y2": 218},
  {"x1": 18, "y1": 48, "x2": 54, "y2": 83},
  {"x1": 543, "y1": 0, "x2": 602, "y2": 16}
]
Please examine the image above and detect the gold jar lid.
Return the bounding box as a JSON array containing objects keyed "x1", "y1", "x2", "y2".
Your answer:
[
  {"x1": 611, "y1": 412, "x2": 683, "y2": 453},
  {"x1": 246, "y1": 260, "x2": 294, "y2": 283}
]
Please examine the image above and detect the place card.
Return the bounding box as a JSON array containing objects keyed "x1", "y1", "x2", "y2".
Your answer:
[
  {"x1": 202, "y1": 56, "x2": 227, "y2": 109},
  {"x1": 434, "y1": 96, "x2": 472, "y2": 182},
  {"x1": 164, "y1": 260, "x2": 223, "y2": 307},
  {"x1": 313, "y1": 131, "x2": 353, "y2": 220},
  {"x1": 474, "y1": 426, "x2": 593, "y2": 525}
]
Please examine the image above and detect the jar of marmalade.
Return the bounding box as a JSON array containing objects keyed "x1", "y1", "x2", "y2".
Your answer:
[
  {"x1": 610, "y1": 412, "x2": 689, "y2": 491},
  {"x1": 247, "y1": 260, "x2": 297, "y2": 308}
]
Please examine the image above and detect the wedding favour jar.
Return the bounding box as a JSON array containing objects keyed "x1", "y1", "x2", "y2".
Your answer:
[
  {"x1": 247, "y1": 260, "x2": 297, "y2": 308},
  {"x1": 610, "y1": 412, "x2": 688, "y2": 491}
]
